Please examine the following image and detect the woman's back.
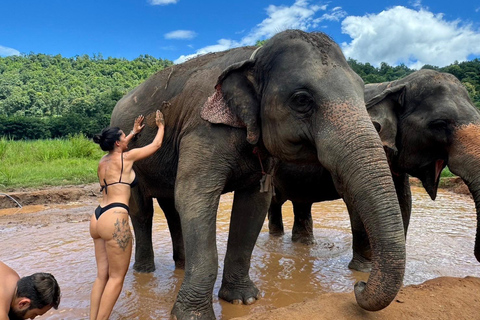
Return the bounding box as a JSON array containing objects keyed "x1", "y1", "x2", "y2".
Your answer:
[{"x1": 98, "y1": 152, "x2": 136, "y2": 206}]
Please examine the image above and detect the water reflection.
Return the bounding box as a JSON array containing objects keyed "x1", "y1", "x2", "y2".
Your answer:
[{"x1": 0, "y1": 187, "x2": 478, "y2": 319}]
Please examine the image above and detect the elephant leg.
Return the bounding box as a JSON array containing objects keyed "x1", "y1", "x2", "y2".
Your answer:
[
  {"x1": 129, "y1": 186, "x2": 155, "y2": 273},
  {"x1": 291, "y1": 201, "x2": 315, "y2": 244},
  {"x1": 348, "y1": 208, "x2": 372, "y2": 273},
  {"x1": 171, "y1": 189, "x2": 221, "y2": 320},
  {"x1": 268, "y1": 190, "x2": 285, "y2": 236},
  {"x1": 347, "y1": 173, "x2": 411, "y2": 272},
  {"x1": 394, "y1": 173, "x2": 412, "y2": 238},
  {"x1": 219, "y1": 184, "x2": 272, "y2": 305},
  {"x1": 157, "y1": 197, "x2": 185, "y2": 269},
  {"x1": 171, "y1": 145, "x2": 227, "y2": 320}
]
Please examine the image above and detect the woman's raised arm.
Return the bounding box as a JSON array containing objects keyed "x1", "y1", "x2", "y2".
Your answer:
[{"x1": 127, "y1": 110, "x2": 165, "y2": 162}]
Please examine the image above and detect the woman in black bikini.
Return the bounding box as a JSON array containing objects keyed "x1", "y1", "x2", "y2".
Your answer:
[{"x1": 90, "y1": 110, "x2": 164, "y2": 320}]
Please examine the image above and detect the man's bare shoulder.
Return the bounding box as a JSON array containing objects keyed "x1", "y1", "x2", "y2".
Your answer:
[
  {"x1": 0, "y1": 261, "x2": 19, "y2": 279},
  {"x1": 0, "y1": 261, "x2": 19, "y2": 306}
]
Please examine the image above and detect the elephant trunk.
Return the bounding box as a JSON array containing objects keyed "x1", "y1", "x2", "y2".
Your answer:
[
  {"x1": 468, "y1": 181, "x2": 480, "y2": 262},
  {"x1": 447, "y1": 124, "x2": 480, "y2": 262},
  {"x1": 316, "y1": 102, "x2": 406, "y2": 311}
]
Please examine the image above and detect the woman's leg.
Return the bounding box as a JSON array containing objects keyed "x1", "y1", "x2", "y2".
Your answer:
[
  {"x1": 90, "y1": 214, "x2": 109, "y2": 320},
  {"x1": 90, "y1": 239, "x2": 109, "y2": 320},
  {"x1": 95, "y1": 212, "x2": 133, "y2": 320}
]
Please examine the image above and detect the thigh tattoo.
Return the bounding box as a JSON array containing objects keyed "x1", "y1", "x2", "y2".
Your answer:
[{"x1": 112, "y1": 218, "x2": 132, "y2": 251}]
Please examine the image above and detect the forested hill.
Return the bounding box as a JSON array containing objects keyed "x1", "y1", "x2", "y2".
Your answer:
[
  {"x1": 0, "y1": 53, "x2": 479, "y2": 139},
  {"x1": 0, "y1": 53, "x2": 172, "y2": 139}
]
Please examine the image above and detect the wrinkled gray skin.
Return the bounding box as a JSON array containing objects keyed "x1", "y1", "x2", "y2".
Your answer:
[
  {"x1": 111, "y1": 30, "x2": 406, "y2": 318},
  {"x1": 268, "y1": 69, "x2": 480, "y2": 272}
]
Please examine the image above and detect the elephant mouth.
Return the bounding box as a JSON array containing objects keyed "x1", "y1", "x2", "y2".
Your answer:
[{"x1": 415, "y1": 159, "x2": 446, "y2": 200}]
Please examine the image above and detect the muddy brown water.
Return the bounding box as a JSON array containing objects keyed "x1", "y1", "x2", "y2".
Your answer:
[{"x1": 0, "y1": 186, "x2": 479, "y2": 319}]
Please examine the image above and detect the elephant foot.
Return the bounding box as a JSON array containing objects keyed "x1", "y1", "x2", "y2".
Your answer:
[
  {"x1": 348, "y1": 254, "x2": 372, "y2": 273},
  {"x1": 268, "y1": 223, "x2": 285, "y2": 237},
  {"x1": 133, "y1": 260, "x2": 156, "y2": 273},
  {"x1": 291, "y1": 233, "x2": 316, "y2": 245},
  {"x1": 173, "y1": 251, "x2": 186, "y2": 269},
  {"x1": 174, "y1": 259, "x2": 185, "y2": 269},
  {"x1": 173, "y1": 247, "x2": 186, "y2": 269},
  {"x1": 219, "y1": 279, "x2": 260, "y2": 305},
  {"x1": 269, "y1": 229, "x2": 284, "y2": 237},
  {"x1": 171, "y1": 301, "x2": 215, "y2": 320}
]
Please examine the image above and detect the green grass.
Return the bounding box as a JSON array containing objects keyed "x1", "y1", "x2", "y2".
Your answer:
[
  {"x1": 0, "y1": 135, "x2": 105, "y2": 190},
  {"x1": 441, "y1": 167, "x2": 455, "y2": 177}
]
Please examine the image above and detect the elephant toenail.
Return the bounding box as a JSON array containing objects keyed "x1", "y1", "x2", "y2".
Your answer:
[{"x1": 232, "y1": 299, "x2": 242, "y2": 305}]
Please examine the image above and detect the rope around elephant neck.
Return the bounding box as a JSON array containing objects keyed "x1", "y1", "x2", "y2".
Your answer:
[{"x1": 253, "y1": 147, "x2": 266, "y2": 175}]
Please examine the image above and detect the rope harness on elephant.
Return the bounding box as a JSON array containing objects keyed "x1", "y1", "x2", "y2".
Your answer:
[{"x1": 253, "y1": 147, "x2": 275, "y2": 194}]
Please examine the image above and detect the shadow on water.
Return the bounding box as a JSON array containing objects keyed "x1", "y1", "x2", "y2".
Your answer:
[{"x1": 0, "y1": 186, "x2": 478, "y2": 319}]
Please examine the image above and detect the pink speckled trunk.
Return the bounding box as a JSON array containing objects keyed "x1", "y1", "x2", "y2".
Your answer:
[
  {"x1": 448, "y1": 124, "x2": 480, "y2": 262},
  {"x1": 315, "y1": 100, "x2": 406, "y2": 311}
]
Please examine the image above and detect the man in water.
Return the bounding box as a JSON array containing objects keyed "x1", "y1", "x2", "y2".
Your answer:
[{"x1": 0, "y1": 261, "x2": 60, "y2": 320}]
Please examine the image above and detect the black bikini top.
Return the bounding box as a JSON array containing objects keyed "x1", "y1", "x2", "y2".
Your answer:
[{"x1": 99, "y1": 154, "x2": 138, "y2": 194}]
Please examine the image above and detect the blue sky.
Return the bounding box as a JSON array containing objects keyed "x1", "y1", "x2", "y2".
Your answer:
[{"x1": 1, "y1": 0, "x2": 479, "y2": 68}]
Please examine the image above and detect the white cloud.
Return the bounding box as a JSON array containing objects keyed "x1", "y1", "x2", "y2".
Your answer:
[
  {"x1": 149, "y1": 0, "x2": 178, "y2": 5},
  {"x1": 175, "y1": 39, "x2": 240, "y2": 64},
  {"x1": 321, "y1": 8, "x2": 347, "y2": 22},
  {"x1": 164, "y1": 30, "x2": 197, "y2": 40},
  {"x1": 174, "y1": 0, "x2": 340, "y2": 64},
  {"x1": 341, "y1": 6, "x2": 480, "y2": 68},
  {"x1": 410, "y1": 0, "x2": 423, "y2": 9},
  {"x1": 0, "y1": 45, "x2": 20, "y2": 57},
  {"x1": 239, "y1": 0, "x2": 327, "y2": 45}
]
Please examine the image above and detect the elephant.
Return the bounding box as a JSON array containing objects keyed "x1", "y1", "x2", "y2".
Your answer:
[
  {"x1": 110, "y1": 30, "x2": 406, "y2": 318},
  {"x1": 268, "y1": 69, "x2": 480, "y2": 272}
]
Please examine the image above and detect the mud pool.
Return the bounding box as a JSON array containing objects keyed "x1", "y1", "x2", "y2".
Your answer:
[{"x1": 0, "y1": 186, "x2": 478, "y2": 319}]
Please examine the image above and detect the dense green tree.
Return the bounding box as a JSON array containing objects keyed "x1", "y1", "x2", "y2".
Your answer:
[{"x1": 0, "y1": 53, "x2": 172, "y2": 138}]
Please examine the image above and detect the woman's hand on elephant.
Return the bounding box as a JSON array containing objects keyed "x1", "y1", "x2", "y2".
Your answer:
[
  {"x1": 132, "y1": 115, "x2": 145, "y2": 135},
  {"x1": 156, "y1": 110, "x2": 165, "y2": 127}
]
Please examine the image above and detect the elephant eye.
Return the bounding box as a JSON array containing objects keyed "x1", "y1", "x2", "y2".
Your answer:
[
  {"x1": 290, "y1": 91, "x2": 314, "y2": 113},
  {"x1": 429, "y1": 119, "x2": 449, "y2": 131}
]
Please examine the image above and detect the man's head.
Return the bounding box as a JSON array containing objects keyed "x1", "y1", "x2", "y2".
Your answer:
[{"x1": 9, "y1": 273, "x2": 60, "y2": 320}]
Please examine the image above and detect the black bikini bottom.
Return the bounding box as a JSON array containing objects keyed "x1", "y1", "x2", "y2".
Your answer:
[{"x1": 95, "y1": 202, "x2": 129, "y2": 220}]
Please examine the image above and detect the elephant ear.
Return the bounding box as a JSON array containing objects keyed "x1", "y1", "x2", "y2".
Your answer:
[
  {"x1": 365, "y1": 83, "x2": 406, "y2": 152},
  {"x1": 368, "y1": 99, "x2": 398, "y2": 152},
  {"x1": 365, "y1": 83, "x2": 405, "y2": 109},
  {"x1": 201, "y1": 59, "x2": 260, "y2": 144}
]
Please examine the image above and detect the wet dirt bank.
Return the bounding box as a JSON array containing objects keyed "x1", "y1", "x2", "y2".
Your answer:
[
  {"x1": 0, "y1": 177, "x2": 468, "y2": 210},
  {"x1": 0, "y1": 183, "x2": 98, "y2": 209},
  {"x1": 237, "y1": 276, "x2": 480, "y2": 320}
]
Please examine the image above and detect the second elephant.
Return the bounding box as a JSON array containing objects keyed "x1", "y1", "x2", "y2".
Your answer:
[{"x1": 268, "y1": 69, "x2": 480, "y2": 272}]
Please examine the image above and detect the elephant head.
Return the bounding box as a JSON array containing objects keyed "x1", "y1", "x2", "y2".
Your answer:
[
  {"x1": 366, "y1": 69, "x2": 480, "y2": 263},
  {"x1": 202, "y1": 30, "x2": 405, "y2": 311}
]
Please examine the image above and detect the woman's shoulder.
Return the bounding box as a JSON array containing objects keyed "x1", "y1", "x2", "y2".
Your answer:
[
  {"x1": 122, "y1": 150, "x2": 137, "y2": 162},
  {"x1": 99, "y1": 153, "x2": 111, "y2": 162}
]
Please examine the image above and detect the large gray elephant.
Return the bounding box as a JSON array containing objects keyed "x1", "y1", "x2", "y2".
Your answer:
[
  {"x1": 111, "y1": 30, "x2": 406, "y2": 318},
  {"x1": 268, "y1": 69, "x2": 480, "y2": 272}
]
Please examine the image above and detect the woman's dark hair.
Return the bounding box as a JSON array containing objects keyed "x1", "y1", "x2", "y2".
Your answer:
[
  {"x1": 16, "y1": 273, "x2": 61, "y2": 309},
  {"x1": 93, "y1": 127, "x2": 122, "y2": 151}
]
